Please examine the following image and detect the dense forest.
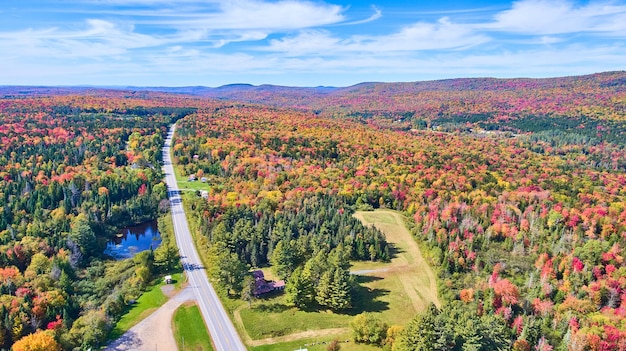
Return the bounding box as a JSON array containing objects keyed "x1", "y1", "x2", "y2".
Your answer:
[
  {"x1": 171, "y1": 90, "x2": 626, "y2": 350},
  {"x1": 0, "y1": 92, "x2": 194, "y2": 350},
  {"x1": 1, "y1": 71, "x2": 625, "y2": 350}
]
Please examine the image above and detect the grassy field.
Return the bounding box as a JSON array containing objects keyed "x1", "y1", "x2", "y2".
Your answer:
[
  {"x1": 109, "y1": 271, "x2": 184, "y2": 340},
  {"x1": 353, "y1": 210, "x2": 440, "y2": 311},
  {"x1": 170, "y1": 155, "x2": 212, "y2": 192},
  {"x1": 238, "y1": 294, "x2": 352, "y2": 340},
  {"x1": 173, "y1": 303, "x2": 215, "y2": 351}
]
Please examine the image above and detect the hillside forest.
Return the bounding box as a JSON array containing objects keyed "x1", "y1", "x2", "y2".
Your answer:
[{"x1": 1, "y1": 71, "x2": 626, "y2": 350}]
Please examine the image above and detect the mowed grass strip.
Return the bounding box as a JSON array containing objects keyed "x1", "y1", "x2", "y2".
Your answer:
[
  {"x1": 173, "y1": 302, "x2": 214, "y2": 351},
  {"x1": 353, "y1": 209, "x2": 440, "y2": 310}
]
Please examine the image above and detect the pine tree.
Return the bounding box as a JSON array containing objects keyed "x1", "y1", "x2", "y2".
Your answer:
[
  {"x1": 285, "y1": 267, "x2": 314, "y2": 308},
  {"x1": 329, "y1": 267, "x2": 352, "y2": 311},
  {"x1": 315, "y1": 270, "x2": 333, "y2": 308}
]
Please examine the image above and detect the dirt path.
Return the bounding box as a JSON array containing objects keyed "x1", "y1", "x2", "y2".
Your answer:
[
  {"x1": 353, "y1": 210, "x2": 440, "y2": 309},
  {"x1": 104, "y1": 287, "x2": 194, "y2": 351},
  {"x1": 233, "y1": 304, "x2": 348, "y2": 347},
  {"x1": 247, "y1": 327, "x2": 348, "y2": 347}
]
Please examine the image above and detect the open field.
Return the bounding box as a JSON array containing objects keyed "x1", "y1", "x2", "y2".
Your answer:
[
  {"x1": 228, "y1": 209, "x2": 439, "y2": 348},
  {"x1": 173, "y1": 302, "x2": 215, "y2": 351},
  {"x1": 352, "y1": 209, "x2": 441, "y2": 312}
]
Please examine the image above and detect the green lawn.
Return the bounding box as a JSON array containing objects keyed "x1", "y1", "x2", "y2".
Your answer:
[
  {"x1": 173, "y1": 303, "x2": 214, "y2": 351},
  {"x1": 239, "y1": 295, "x2": 353, "y2": 340},
  {"x1": 109, "y1": 272, "x2": 184, "y2": 340},
  {"x1": 170, "y1": 156, "x2": 212, "y2": 192}
]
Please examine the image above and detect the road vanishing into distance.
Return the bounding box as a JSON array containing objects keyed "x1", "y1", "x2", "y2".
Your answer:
[{"x1": 162, "y1": 124, "x2": 247, "y2": 351}]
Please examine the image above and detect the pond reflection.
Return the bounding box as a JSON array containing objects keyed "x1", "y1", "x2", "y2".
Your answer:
[{"x1": 104, "y1": 221, "x2": 161, "y2": 260}]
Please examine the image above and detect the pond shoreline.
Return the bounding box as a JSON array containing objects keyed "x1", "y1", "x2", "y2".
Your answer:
[{"x1": 104, "y1": 219, "x2": 162, "y2": 260}]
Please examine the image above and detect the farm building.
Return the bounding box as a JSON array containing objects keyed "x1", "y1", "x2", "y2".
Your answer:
[{"x1": 252, "y1": 270, "x2": 285, "y2": 297}]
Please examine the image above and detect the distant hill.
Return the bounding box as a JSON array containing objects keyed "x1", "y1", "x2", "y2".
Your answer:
[
  {"x1": 2, "y1": 71, "x2": 625, "y2": 126},
  {"x1": 119, "y1": 71, "x2": 626, "y2": 122}
]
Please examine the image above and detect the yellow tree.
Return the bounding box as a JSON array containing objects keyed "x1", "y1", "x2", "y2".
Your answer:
[{"x1": 12, "y1": 331, "x2": 61, "y2": 351}]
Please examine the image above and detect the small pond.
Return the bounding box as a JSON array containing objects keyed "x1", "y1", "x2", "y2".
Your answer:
[{"x1": 104, "y1": 220, "x2": 161, "y2": 260}]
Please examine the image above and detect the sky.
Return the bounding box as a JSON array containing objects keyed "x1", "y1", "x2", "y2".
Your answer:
[{"x1": 1, "y1": 0, "x2": 625, "y2": 87}]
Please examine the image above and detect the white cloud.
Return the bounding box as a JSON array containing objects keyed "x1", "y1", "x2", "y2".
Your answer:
[
  {"x1": 487, "y1": 0, "x2": 626, "y2": 35},
  {"x1": 0, "y1": 19, "x2": 187, "y2": 59},
  {"x1": 214, "y1": 0, "x2": 344, "y2": 30},
  {"x1": 265, "y1": 17, "x2": 489, "y2": 56},
  {"x1": 341, "y1": 6, "x2": 382, "y2": 25},
  {"x1": 79, "y1": 0, "x2": 345, "y2": 31},
  {"x1": 22, "y1": 0, "x2": 348, "y2": 56},
  {"x1": 1, "y1": 0, "x2": 625, "y2": 86}
]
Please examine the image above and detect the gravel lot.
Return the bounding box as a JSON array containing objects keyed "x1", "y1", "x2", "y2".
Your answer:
[{"x1": 104, "y1": 287, "x2": 194, "y2": 351}]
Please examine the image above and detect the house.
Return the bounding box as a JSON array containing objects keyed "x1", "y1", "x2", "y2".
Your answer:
[
  {"x1": 201, "y1": 177, "x2": 207, "y2": 183},
  {"x1": 201, "y1": 190, "x2": 209, "y2": 199},
  {"x1": 193, "y1": 154, "x2": 199, "y2": 161},
  {"x1": 164, "y1": 275, "x2": 173, "y2": 284},
  {"x1": 252, "y1": 270, "x2": 285, "y2": 297},
  {"x1": 188, "y1": 174, "x2": 196, "y2": 182}
]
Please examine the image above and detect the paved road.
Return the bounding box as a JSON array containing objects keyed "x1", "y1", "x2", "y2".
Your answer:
[{"x1": 163, "y1": 124, "x2": 247, "y2": 351}]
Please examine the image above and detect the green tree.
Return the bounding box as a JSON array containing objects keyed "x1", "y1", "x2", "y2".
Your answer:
[
  {"x1": 241, "y1": 275, "x2": 256, "y2": 308},
  {"x1": 393, "y1": 303, "x2": 453, "y2": 351},
  {"x1": 328, "y1": 267, "x2": 353, "y2": 311},
  {"x1": 208, "y1": 244, "x2": 248, "y2": 296},
  {"x1": 67, "y1": 310, "x2": 111, "y2": 349},
  {"x1": 315, "y1": 270, "x2": 333, "y2": 308},
  {"x1": 270, "y1": 240, "x2": 296, "y2": 280},
  {"x1": 69, "y1": 213, "x2": 97, "y2": 258},
  {"x1": 351, "y1": 313, "x2": 388, "y2": 346},
  {"x1": 154, "y1": 243, "x2": 179, "y2": 273},
  {"x1": 285, "y1": 266, "x2": 314, "y2": 309}
]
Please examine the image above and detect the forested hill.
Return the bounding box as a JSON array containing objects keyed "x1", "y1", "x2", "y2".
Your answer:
[{"x1": 118, "y1": 71, "x2": 626, "y2": 122}]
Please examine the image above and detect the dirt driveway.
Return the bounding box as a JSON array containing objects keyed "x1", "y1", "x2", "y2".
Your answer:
[{"x1": 104, "y1": 287, "x2": 194, "y2": 351}]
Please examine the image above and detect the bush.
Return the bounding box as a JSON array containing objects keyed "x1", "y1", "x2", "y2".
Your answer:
[{"x1": 350, "y1": 312, "x2": 388, "y2": 346}]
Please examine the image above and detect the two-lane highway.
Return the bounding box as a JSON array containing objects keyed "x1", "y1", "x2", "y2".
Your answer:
[{"x1": 162, "y1": 124, "x2": 247, "y2": 351}]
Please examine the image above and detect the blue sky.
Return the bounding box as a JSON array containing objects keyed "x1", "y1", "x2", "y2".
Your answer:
[{"x1": 1, "y1": 0, "x2": 625, "y2": 86}]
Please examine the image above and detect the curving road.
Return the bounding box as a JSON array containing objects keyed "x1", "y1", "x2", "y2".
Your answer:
[{"x1": 162, "y1": 124, "x2": 247, "y2": 351}]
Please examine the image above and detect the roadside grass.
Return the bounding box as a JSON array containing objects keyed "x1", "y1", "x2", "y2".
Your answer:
[
  {"x1": 109, "y1": 271, "x2": 184, "y2": 340},
  {"x1": 173, "y1": 302, "x2": 215, "y2": 351}
]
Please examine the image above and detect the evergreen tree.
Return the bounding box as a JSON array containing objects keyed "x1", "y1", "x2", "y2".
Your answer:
[
  {"x1": 69, "y1": 213, "x2": 97, "y2": 258},
  {"x1": 315, "y1": 270, "x2": 333, "y2": 308},
  {"x1": 328, "y1": 267, "x2": 352, "y2": 310},
  {"x1": 270, "y1": 240, "x2": 296, "y2": 280},
  {"x1": 285, "y1": 267, "x2": 314, "y2": 308},
  {"x1": 241, "y1": 275, "x2": 256, "y2": 308}
]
